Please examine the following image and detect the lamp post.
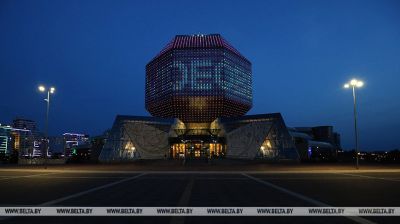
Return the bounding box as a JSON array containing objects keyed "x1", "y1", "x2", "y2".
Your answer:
[
  {"x1": 344, "y1": 79, "x2": 363, "y2": 169},
  {"x1": 38, "y1": 85, "x2": 55, "y2": 169}
]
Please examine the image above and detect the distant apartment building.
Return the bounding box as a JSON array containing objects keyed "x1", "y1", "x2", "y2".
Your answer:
[
  {"x1": 0, "y1": 124, "x2": 33, "y2": 160},
  {"x1": 13, "y1": 118, "x2": 37, "y2": 134},
  {"x1": 12, "y1": 118, "x2": 42, "y2": 157},
  {"x1": 0, "y1": 124, "x2": 11, "y2": 155}
]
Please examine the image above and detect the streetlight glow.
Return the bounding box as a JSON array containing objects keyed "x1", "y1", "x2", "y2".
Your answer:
[
  {"x1": 38, "y1": 86, "x2": 46, "y2": 92},
  {"x1": 343, "y1": 78, "x2": 364, "y2": 169},
  {"x1": 37, "y1": 84, "x2": 56, "y2": 169},
  {"x1": 345, "y1": 79, "x2": 364, "y2": 88}
]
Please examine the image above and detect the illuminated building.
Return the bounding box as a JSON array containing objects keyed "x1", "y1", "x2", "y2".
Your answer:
[
  {"x1": 145, "y1": 34, "x2": 252, "y2": 123},
  {"x1": 12, "y1": 118, "x2": 37, "y2": 134},
  {"x1": 63, "y1": 133, "x2": 90, "y2": 157},
  {"x1": 0, "y1": 124, "x2": 32, "y2": 159},
  {"x1": 0, "y1": 125, "x2": 11, "y2": 155},
  {"x1": 99, "y1": 34, "x2": 301, "y2": 162},
  {"x1": 12, "y1": 118, "x2": 38, "y2": 157}
]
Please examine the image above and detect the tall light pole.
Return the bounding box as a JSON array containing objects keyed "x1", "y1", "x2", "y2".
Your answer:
[
  {"x1": 38, "y1": 85, "x2": 55, "y2": 169},
  {"x1": 344, "y1": 79, "x2": 363, "y2": 169}
]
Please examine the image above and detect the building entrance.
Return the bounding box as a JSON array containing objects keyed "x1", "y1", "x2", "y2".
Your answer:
[{"x1": 170, "y1": 141, "x2": 225, "y2": 159}]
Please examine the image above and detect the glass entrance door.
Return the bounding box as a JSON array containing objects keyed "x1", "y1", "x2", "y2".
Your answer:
[
  {"x1": 187, "y1": 142, "x2": 203, "y2": 158},
  {"x1": 171, "y1": 141, "x2": 226, "y2": 159}
]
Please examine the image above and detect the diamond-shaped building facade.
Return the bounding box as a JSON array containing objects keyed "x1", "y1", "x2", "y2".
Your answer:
[{"x1": 145, "y1": 34, "x2": 252, "y2": 123}]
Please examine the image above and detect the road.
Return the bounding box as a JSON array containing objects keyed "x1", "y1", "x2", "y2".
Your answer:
[{"x1": 0, "y1": 164, "x2": 399, "y2": 224}]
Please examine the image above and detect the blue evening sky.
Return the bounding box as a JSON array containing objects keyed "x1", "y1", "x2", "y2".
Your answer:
[{"x1": 0, "y1": 0, "x2": 399, "y2": 150}]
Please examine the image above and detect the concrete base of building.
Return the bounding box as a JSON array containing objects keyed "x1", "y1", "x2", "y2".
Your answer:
[{"x1": 99, "y1": 113, "x2": 300, "y2": 163}]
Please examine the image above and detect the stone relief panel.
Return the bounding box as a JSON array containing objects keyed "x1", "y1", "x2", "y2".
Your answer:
[
  {"x1": 225, "y1": 122, "x2": 272, "y2": 159},
  {"x1": 122, "y1": 122, "x2": 170, "y2": 159}
]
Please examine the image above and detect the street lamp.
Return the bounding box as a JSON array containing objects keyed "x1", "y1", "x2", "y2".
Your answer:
[
  {"x1": 343, "y1": 79, "x2": 363, "y2": 169},
  {"x1": 38, "y1": 85, "x2": 56, "y2": 168}
]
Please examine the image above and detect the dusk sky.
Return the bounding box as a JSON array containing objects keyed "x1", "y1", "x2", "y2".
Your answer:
[{"x1": 0, "y1": 0, "x2": 399, "y2": 151}]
